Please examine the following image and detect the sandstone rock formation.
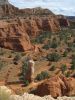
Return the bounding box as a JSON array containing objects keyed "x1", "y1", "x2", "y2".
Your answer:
[
  {"x1": 0, "y1": 15, "x2": 60, "y2": 51},
  {"x1": 0, "y1": 0, "x2": 71, "y2": 51},
  {"x1": 35, "y1": 75, "x2": 75, "y2": 98},
  {"x1": 0, "y1": 19, "x2": 32, "y2": 51},
  {"x1": 57, "y1": 15, "x2": 70, "y2": 27},
  {"x1": 0, "y1": 1, "x2": 54, "y2": 17}
]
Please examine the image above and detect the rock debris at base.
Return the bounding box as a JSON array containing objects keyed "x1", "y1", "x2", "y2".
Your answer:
[{"x1": 10, "y1": 93, "x2": 75, "y2": 100}]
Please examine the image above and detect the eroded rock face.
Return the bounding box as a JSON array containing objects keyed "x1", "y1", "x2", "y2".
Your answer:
[
  {"x1": 0, "y1": 3, "x2": 54, "y2": 17},
  {"x1": 57, "y1": 15, "x2": 70, "y2": 27},
  {"x1": 0, "y1": 19, "x2": 32, "y2": 51},
  {"x1": 0, "y1": 3, "x2": 61, "y2": 51},
  {"x1": 0, "y1": 16, "x2": 60, "y2": 51},
  {"x1": 35, "y1": 76, "x2": 75, "y2": 98}
]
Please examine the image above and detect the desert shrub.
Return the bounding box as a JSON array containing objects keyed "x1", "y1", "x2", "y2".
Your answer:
[
  {"x1": 72, "y1": 54, "x2": 75, "y2": 60},
  {"x1": 49, "y1": 65, "x2": 56, "y2": 71},
  {"x1": 67, "y1": 42, "x2": 75, "y2": 52},
  {"x1": 61, "y1": 64, "x2": 67, "y2": 74},
  {"x1": 42, "y1": 40, "x2": 51, "y2": 50},
  {"x1": 47, "y1": 53, "x2": 61, "y2": 62},
  {"x1": 20, "y1": 60, "x2": 29, "y2": 85},
  {"x1": 22, "y1": 61, "x2": 29, "y2": 76},
  {"x1": 23, "y1": 80, "x2": 29, "y2": 86},
  {"x1": 36, "y1": 71, "x2": 49, "y2": 81},
  {"x1": 0, "y1": 61, "x2": 4, "y2": 70},
  {"x1": 42, "y1": 38, "x2": 59, "y2": 49},
  {"x1": 50, "y1": 41, "x2": 58, "y2": 48},
  {"x1": 31, "y1": 31, "x2": 52, "y2": 44},
  {"x1": 71, "y1": 63, "x2": 75, "y2": 70},
  {"x1": 70, "y1": 21, "x2": 75, "y2": 29},
  {"x1": 59, "y1": 29, "x2": 71, "y2": 40},
  {"x1": 13, "y1": 54, "x2": 21, "y2": 65},
  {"x1": 50, "y1": 38, "x2": 58, "y2": 48},
  {"x1": 0, "y1": 48, "x2": 4, "y2": 55},
  {"x1": 21, "y1": 52, "x2": 26, "y2": 56},
  {"x1": 8, "y1": 55, "x2": 12, "y2": 58},
  {"x1": 71, "y1": 55, "x2": 75, "y2": 70},
  {"x1": 63, "y1": 51, "x2": 68, "y2": 57},
  {"x1": 65, "y1": 72, "x2": 70, "y2": 77},
  {"x1": 14, "y1": 54, "x2": 21, "y2": 61},
  {"x1": 42, "y1": 44, "x2": 50, "y2": 50}
]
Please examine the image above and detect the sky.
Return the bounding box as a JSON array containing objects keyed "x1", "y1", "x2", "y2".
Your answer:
[{"x1": 9, "y1": 0, "x2": 75, "y2": 16}]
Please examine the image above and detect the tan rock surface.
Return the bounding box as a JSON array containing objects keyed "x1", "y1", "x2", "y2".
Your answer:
[{"x1": 35, "y1": 76, "x2": 75, "y2": 98}]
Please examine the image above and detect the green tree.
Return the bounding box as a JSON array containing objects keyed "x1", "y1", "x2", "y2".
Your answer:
[
  {"x1": 71, "y1": 55, "x2": 75, "y2": 70},
  {"x1": 61, "y1": 64, "x2": 67, "y2": 74},
  {"x1": 49, "y1": 65, "x2": 55, "y2": 71},
  {"x1": 21, "y1": 60, "x2": 29, "y2": 86},
  {"x1": 47, "y1": 53, "x2": 61, "y2": 62},
  {"x1": 36, "y1": 71, "x2": 49, "y2": 81}
]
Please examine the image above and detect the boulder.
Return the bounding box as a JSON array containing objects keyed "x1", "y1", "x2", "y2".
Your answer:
[{"x1": 35, "y1": 75, "x2": 75, "y2": 98}]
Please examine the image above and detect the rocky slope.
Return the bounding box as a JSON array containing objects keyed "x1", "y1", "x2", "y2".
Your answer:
[
  {"x1": 57, "y1": 15, "x2": 70, "y2": 27},
  {"x1": 0, "y1": 19, "x2": 32, "y2": 51},
  {"x1": 0, "y1": 86, "x2": 75, "y2": 100},
  {"x1": 35, "y1": 75, "x2": 75, "y2": 98},
  {"x1": 0, "y1": 16, "x2": 60, "y2": 51},
  {"x1": 0, "y1": 2, "x2": 61, "y2": 51},
  {"x1": 0, "y1": 2, "x2": 54, "y2": 17},
  {"x1": 0, "y1": 2, "x2": 70, "y2": 51},
  {"x1": 10, "y1": 93, "x2": 75, "y2": 100}
]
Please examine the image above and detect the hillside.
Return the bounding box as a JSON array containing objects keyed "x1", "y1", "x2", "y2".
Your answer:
[{"x1": 0, "y1": 0, "x2": 75, "y2": 100}]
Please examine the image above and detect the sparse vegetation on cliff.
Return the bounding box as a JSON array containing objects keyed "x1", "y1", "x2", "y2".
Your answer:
[
  {"x1": 61, "y1": 64, "x2": 67, "y2": 74},
  {"x1": 36, "y1": 71, "x2": 49, "y2": 81},
  {"x1": 20, "y1": 60, "x2": 29, "y2": 86},
  {"x1": 0, "y1": 1, "x2": 75, "y2": 98},
  {"x1": 47, "y1": 53, "x2": 61, "y2": 62}
]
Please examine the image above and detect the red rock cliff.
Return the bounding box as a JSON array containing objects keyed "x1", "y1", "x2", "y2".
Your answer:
[
  {"x1": 35, "y1": 75, "x2": 75, "y2": 98},
  {"x1": 0, "y1": 4, "x2": 61, "y2": 51}
]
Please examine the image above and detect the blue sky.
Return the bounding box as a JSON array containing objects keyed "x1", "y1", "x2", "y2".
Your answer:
[{"x1": 9, "y1": 0, "x2": 75, "y2": 16}]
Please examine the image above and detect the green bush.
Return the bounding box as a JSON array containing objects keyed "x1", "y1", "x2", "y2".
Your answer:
[
  {"x1": 31, "y1": 31, "x2": 52, "y2": 44},
  {"x1": 61, "y1": 64, "x2": 67, "y2": 74},
  {"x1": 47, "y1": 53, "x2": 61, "y2": 62},
  {"x1": 22, "y1": 61, "x2": 29, "y2": 76},
  {"x1": 42, "y1": 44, "x2": 50, "y2": 50},
  {"x1": 36, "y1": 71, "x2": 49, "y2": 81},
  {"x1": 42, "y1": 40, "x2": 51, "y2": 50},
  {"x1": 68, "y1": 42, "x2": 75, "y2": 52},
  {"x1": 13, "y1": 54, "x2": 21, "y2": 65},
  {"x1": 49, "y1": 65, "x2": 55, "y2": 71},
  {"x1": 65, "y1": 72, "x2": 70, "y2": 77},
  {"x1": 42, "y1": 38, "x2": 59, "y2": 50},
  {"x1": 23, "y1": 80, "x2": 29, "y2": 86},
  {"x1": 71, "y1": 55, "x2": 75, "y2": 70},
  {"x1": 50, "y1": 42, "x2": 58, "y2": 48},
  {"x1": 13, "y1": 54, "x2": 21, "y2": 62},
  {"x1": 20, "y1": 60, "x2": 29, "y2": 85},
  {"x1": 50, "y1": 38, "x2": 58, "y2": 48},
  {"x1": 59, "y1": 29, "x2": 71, "y2": 41},
  {"x1": 0, "y1": 48, "x2": 4, "y2": 55},
  {"x1": 71, "y1": 64, "x2": 75, "y2": 70},
  {"x1": 0, "y1": 61, "x2": 4, "y2": 70},
  {"x1": 63, "y1": 51, "x2": 68, "y2": 57}
]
